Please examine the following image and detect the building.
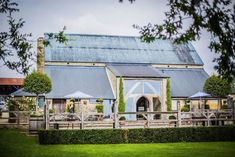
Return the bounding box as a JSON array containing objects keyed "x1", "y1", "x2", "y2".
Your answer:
[
  {"x1": 0, "y1": 78, "x2": 23, "y2": 103},
  {"x1": 12, "y1": 34, "x2": 211, "y2": 119}
]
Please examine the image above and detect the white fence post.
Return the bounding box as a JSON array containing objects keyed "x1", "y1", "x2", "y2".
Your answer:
[
  {"x1": 207, "y1": 110, "x2": 210, "y2": 127},
  {"x1": 147, "y1": 112, "x2": 150, "y2": 128},
  {"x1": 45, "y1": 103, "x2": 49, "y2": 130},
  {"x1": 114, "y1": 101, "x2": 119, "y2": 128},
  {"x1": 17, "y1": 110, "x2": 20, "y2": 129},
  {"x1": 80, "y1": 111, "x2": 84, "y2": 129},
  {"x1": 177, "y1": 101, "x2": 181, "y2": 127}
]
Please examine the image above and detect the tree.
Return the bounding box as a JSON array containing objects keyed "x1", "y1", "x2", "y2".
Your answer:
[
  {"x1": 23, "y1": 71, "x2": 52, "y2": 110},
  {"x1": 133, "y1": 0, "x2": 234, "y2": 82},
  {"x1": 0, "y1": 0, "x2": 33, "y2": 74},
  {"x1": 118, "y1": 77, "x2": 125, "y2": 112},
  {"x1": 203, "y1": 74, "x2": 231, "y2": 107},
  {"x1": 0, "y1": 0, "x2": 67, "y2": 74},
  {"x1": 166, "y1": 78, "x2": 172, "y2": 111}
]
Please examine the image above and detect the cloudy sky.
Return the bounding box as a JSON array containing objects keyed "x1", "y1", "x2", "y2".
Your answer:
[{"x1": 0, "y1": 0, "x2": 219, "y2": 78}]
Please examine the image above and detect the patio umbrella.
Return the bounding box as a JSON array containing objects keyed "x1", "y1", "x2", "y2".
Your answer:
[
  {"x1": 189, "y1": 91, "x2": 211, "y2": 99},
  {"x1": 64, "y1": 90, "x2": 93, "y2": 99},
  {"x1": 189, "y1": 91, "x2": 211, "y2": 110}
]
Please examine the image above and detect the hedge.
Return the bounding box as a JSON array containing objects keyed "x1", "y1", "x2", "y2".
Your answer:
[
  {"x1": 38, "y1": 126, "x2": 235, "y2": 145},
  {"x1": 38, "y1": 129, "x2": 128, "y2": 144}
]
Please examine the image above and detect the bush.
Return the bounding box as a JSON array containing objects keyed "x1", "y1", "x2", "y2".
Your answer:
[
  {"x1": 119, "y1": 116, "x2": 126, "y2": 120},
  {"x1": 96, "y1": 104, "x2": 103, "y2": 113},
  {"x1": 6, "y1": 97, "x2": 36, "y2": 111},
  {"x1": 169, "y1": 115, "x2": 176, "y2": 119},
  {"x1": 49, "y1": 109, "x2": 55, "y2": 113},
  {"x1": 181, "y1": 105, "x2": 190, "y2": 112},
  {"x1": 38, "y1": 126, "x2": 235, "y2": 145},
  {"x1": 38, "y1": 129, "x2": 127, "y2": 144},
  {"x1": 96, "y1": 98, "x2": 104, "y2": 103}
]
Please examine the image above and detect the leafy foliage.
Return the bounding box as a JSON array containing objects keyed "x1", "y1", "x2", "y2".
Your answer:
[
  {"x1": 96, "y1": 98, "x2": 104, "y2": 113},
  {"x1": 0, "y1": 0, "x2": 67, "y2": 74},
  {"x1": 6, "y1": 97, "x2": 36, "y2": 111},
  {"x1": 118, "y1": 77, "x2": 125, "y2": 112},
  {"x1": 166, "y1": 78, "x2": 172, "y2": 111},
  {"x1": 23, "y1": 71, "x2": 52, "y2": 95},
  {"x1": 66, "y1": 98, "x2": 75, "y2": 113},
  {"x1": 96, "y1": 98, "x2": 104, "y2": 103},
  {"x1": 0, "y1": 0, "x2": 33, "y2": 74},
  {"x1": 43, "y1": 27, "x2": 68, "y2": 47},
  {"x1": 96, "y1": 104, "x2": 103, "y2": 113},
  {"x1": 203, "y1": 74, "x2": 231, "y2": 98},
  {"x1": 49, "y1": 108, "x2": 55, "y2": 113},
  {"x1": 134, "y1": 0, "x2": 235, "y2": 82},
  {"x1": 181, "y1": 105, "x2": 190, "y2": 112}
]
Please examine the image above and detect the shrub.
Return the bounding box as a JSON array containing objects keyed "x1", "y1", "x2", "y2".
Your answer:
[
  {"x1": 38, "y1": 126, "x2": 235, "y2": 145},
  {"x1": 49, "y1": 109, "x2": 55, "y2": 113},
  {"x1": 6, "y1": 97, "x2": 36, "y2": 111},
  {"x1": 166, "y1": 78, "x2": 172, "y2": 111},
  {"x1": 181, "y1": 105, "x2": 190, "y2": 112},
  {"x1": 38, "y1": 129, "x2": 127, "y2": 144},
  {"x1": 119, "y1": 116, "x2": 126, "y2": 120},
  {"x1": 118, "y1": 77, "x2": 125, "y2": 112},
  {"x1": 169, "y1": 115, "x2": 176, "y2": 119},
  {"x1": 96, "y1": 104, "x2": 103, "y2": 113},
  {"x1": 96, "y1": 98, "x2": 104, "y2": 103}
]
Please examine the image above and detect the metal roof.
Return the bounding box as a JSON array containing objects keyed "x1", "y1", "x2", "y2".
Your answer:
[
  {"x1": 158, "y1": 68, "x2": 209, "y2": 97},
  {"x1": 11, "y1": 88, "x2": 39, "y2": 97},
  {"x1": 44, "y1": 34, "x2": 203, "y2": 65},
  {"x1": 45, "y1": 66, "x2": 115, "y2": 99},
  {"x1": 108, "y1": 64, "x2": 168, "y2": 78}
]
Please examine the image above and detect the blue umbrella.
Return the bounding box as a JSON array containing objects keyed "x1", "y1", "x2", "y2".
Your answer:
[
  {"x1": 64, "y1": 90, "x2": 93, "y2": 99},
  {"x1": 189, "y1": 91, "x2": 211, "y2": 110},
  {"x1": 189, "y1": 91, "x2": 211, "y2": 99}
]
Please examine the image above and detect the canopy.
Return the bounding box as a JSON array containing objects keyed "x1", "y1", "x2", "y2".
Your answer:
[
  {"x1": 189, "y1": 91, "x2": 211, "y2": 99},
  {"x1": 64, "y1": 90, "x2": 93, "y2": 99}
]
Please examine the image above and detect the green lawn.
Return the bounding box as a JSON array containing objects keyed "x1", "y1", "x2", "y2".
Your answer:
[{"x1": 0, "y1": 129, "x2": 235, "y2": 157}]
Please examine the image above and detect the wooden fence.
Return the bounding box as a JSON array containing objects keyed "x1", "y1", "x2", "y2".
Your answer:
[
  {"x1": 46, "y1": 109, "x2": 235, "y2": 130},
  {"x1": 0, "y1": 107, "x2": 234, "y2": 131},
  {"x1": 0, "y1": 111, "x2": 30, "y2": 129},
  {"x1": 0, "y1": 111, "x2": 44, "y2": 131}
]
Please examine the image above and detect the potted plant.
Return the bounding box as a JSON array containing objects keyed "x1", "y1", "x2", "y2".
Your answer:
[
  {"x1": 181, "y1": 105, "x2": 190, "y2": 119},
  {"x1": 96, "y1": 104, "x2": 103, "y2": 113},
  {"x1": 119, "y1": 116, "x2": 126, "y2": 126}
]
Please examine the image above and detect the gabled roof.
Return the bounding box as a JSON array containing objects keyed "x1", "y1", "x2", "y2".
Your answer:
[
  {"x1": 108, "y1": 64, "x2": 168, "y2": 78},
  {"x1": 11, "y1": 88, "x2": 39, "y2": 97},
  {"x1": 158, "y1": 68, "x2": 209, "y2": 97},
  {"x1": 44, "y1": 34, "x2": 203, "y2": 65},
  {"x1": 45, "y1": 66, "x2": 115, "y2": 99}
]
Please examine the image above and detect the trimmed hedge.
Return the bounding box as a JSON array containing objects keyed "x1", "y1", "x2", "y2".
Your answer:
[
  {"x1": 38, "y1": 126, "x2": 235, "y2": 145},
  {"x1": 38, "y1": 129, "x2": 128, "y2": 144}
]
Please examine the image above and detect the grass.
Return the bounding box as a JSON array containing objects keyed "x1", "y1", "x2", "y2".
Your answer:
[{"x1": 0, "y1": 129, "x2": 235, "y2": 157}]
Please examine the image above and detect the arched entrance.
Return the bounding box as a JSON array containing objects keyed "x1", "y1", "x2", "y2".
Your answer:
[{"x1": 136, "y1": 96, "x2": 149, "y2": 119}]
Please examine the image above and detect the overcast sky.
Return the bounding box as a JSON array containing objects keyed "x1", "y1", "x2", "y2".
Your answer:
[{"x1": 0, "y1": 0, "x2": 220, "y2": 78}]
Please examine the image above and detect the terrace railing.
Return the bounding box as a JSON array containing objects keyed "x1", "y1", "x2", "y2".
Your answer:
[{"x1": 46, "y1": 109, "x2": 234, "y2": 130}]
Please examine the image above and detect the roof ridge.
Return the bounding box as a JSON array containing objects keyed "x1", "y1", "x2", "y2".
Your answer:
[{"x1": 44, "y1": 33, "x2": 143, "y2": 39}]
